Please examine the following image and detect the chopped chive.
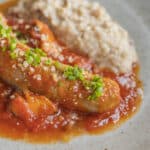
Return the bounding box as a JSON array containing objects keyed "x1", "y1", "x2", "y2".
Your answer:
[
  {"x1": 10, "y1": 38, "x2": 17, "y2": 51},
  {"x1": 45, "y1": 59, "x2": 51, "y2": 65},
  {"x1": 33, "y1": 54, "x2": 41, "y2": 66},
  {"x1": 10, "y1": 51, "x2": 17, "y2": 59},
  {"x1": 64, "y1": 66, "x2": 84, "y2": 81},
  {"x1": 34, "y1": 48, "x2": 46, "y2": 57},
  {"x1": 87, "y1": 76, "x2": 103, "y2": 101},
  {"x1": 54, "y1": 61, "x2": 61, "y2": 69}
]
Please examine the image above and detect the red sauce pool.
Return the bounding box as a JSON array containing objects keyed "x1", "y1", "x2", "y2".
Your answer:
[{"x1": 0, "y1": 64, "x2": 142, "y2": 143}]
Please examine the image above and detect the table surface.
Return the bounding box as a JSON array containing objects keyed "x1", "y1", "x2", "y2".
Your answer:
[
  {"x1": 100, "y1": 0, "x2": 150, "y2": 30},
  {"x1": 126, "y1": 0, "x2": 150, "y2": 28}
]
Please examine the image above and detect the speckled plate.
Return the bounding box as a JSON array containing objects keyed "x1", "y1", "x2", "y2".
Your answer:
[{"x1": 0, "y1": 0, "x2": 149, "y2": 150}]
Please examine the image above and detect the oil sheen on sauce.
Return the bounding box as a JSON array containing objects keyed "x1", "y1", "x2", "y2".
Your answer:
[{"x1": 0, "y1": 0, "x2": 142, "y2": 143}]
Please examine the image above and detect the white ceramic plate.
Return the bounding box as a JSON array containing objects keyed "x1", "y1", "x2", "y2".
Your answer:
[{"x1": 0, "y1": 0, "x2": 149, "y2": 150}]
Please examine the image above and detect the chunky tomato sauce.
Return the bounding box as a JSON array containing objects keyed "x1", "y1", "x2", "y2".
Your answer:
[{"x1": 0, "y1": 0, "x2": 142, "y2": 143}]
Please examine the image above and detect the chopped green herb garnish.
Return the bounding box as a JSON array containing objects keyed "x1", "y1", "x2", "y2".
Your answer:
[
  {"x1": 0, "y1": 23, "x2": 18, "y2": 59},
  {"x1": 10, "y1": 51, "x2": 17, "y2": 59},
  {"x1": 25, "y1": 49, "x2": 40, "y2": 66},
  {"x1": 33, "y1": 54, "x2": 41, "y2": 65},
  {"x1": 64, "y1": 66, "x2": 84, "y2": 81},
  {"x1": 25, "y1": 48, "x2": 47, "y2": 66},
  {"x1": 45, "y1": 59, "x2": 51, "y2": 65},
  {"x1": 87, "y1": 76, "x2": 103, "y2": 101},
  {"x1": 34, "y1": 48, "x2": 46, "y2": 57},
  {"x1": 64, "y1": 66, "x2": 103, "y2": 100},
  {"x1": 54, "y1": 61, "x2": 62, "y2": 69},
  {"x1": 0, "y1": 24, "x2": 11, "y2": 38},
  {"x1": 10, "y1": 38, "x2": 17, "y2": 51}
]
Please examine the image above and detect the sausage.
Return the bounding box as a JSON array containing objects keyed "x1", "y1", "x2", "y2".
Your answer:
[
  {"x1": 0, "y1": 41, "x2": 120, "y2": 113},
  {"x1": 7, "y1": 17, "x2": 95, "y2": 72},
  {"x1": 9, "y1": 91, "x2": 57, "y2": 128},
  {"x1": 0, "y1": 14, "x2": 120, "y2": 113}
]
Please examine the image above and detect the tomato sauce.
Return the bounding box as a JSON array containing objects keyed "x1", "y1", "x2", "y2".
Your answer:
[
  {"x1": 0, "y1": 64, "x2": 142, "y2": 143},
  {"x1": 0, "y1": 0, "x2": 142, "y2": 143}
]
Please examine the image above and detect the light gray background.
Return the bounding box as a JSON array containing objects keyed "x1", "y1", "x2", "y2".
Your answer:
[
  {"x1": 0, "y1": 0, "x2": 150, "y2": 150},
  {"x1": 126, "y1": 0, "x2": 150, "y2": 27}
]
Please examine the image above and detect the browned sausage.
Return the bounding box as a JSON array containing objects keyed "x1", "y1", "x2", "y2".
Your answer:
[
  {"x1": 0, "y1": 14, "x2": 120, "y2": 113},
  {"x1": 7, "y1": 17, "x2": 94, "y2": 72}
]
